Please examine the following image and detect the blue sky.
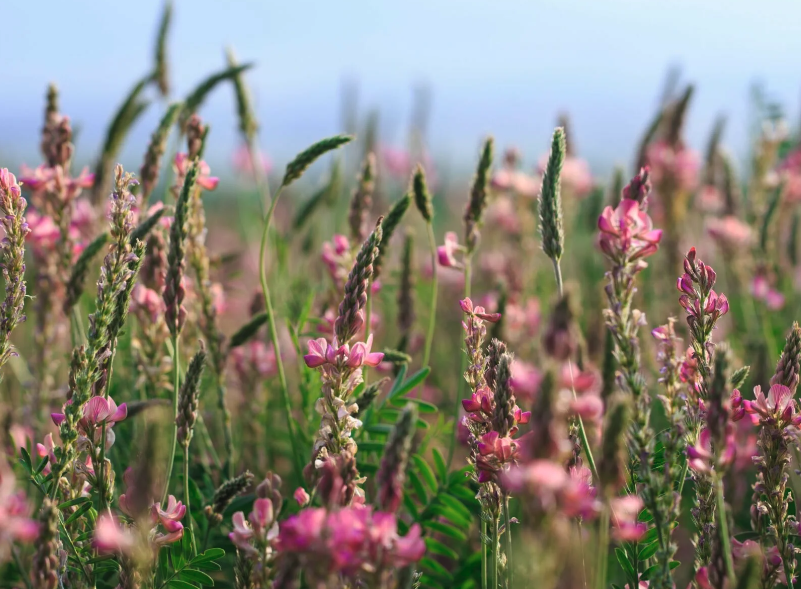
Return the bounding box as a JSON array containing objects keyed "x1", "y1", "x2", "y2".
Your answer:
[{"x1": 2, "y1": 1, "x2": 800, "y2": 177}]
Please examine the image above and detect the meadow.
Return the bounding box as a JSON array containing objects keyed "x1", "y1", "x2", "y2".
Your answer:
[{"x1": 2, "y1": 4, "x2": 801, "y2": 589}]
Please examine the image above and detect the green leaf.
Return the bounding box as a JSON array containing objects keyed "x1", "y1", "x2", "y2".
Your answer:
[
  {"x1": 168, "y1": 581, "x2": 198, "y2": 589},
  {"x1": 365, "y1": 424, "x2": 394, "y2": 435},
  {"x1": 191, "y1": 548, "x2": 226, "y2": 564},
  {"x1": 357, "y1": 441, "x2": 388, "y2": 453},
  {"x1": 432, "y1": 448, "x2": 448, "y2": 482},
  {"x1": 58, "y1": 497, "x2": 92, "y2": 510},
  {"x1": 412, "y1": 455, "x2": 438, "y2": 491},
  {"x1": 426, "y1": 504, "x2": 472, "y2": 529},
  {"x1": 19, "y1": 447, "x2": 32, "y2": 472},
  {"x1": 615, "y1": 547, "x2": 636, "y2": 579},
  {"x1": 420, "y1": 557, "x2": 453, "y2": 581},
  {"x1": 389, "y1": 396, "x2": 438, "y2": 413},
  {"x1": 425, "y1": 537, "x2": 459, "y2": 561},
  {"x1": 409, "y1": 472, "x2": 428, "y2": 502},
  {"x1": 423, "y1": 521, "x2": 467, "y2": 542},
  {"x1": 64, "y1": 502, "x2": 92, "y2": 525},
  {"x1": 437, "y1": 494, "x2": 473, "y2": 523},
  {"x1": 637, "y1": 541, "x2": 659, "y2": 561},
  {"x1": 390, "y1": 367, "x2": 431, "y2": 399},
  {"x1": 178, "y1": 569, "x2": 214, "y2": 586}
]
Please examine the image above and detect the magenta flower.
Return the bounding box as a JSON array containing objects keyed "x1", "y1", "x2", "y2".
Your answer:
[
  {"x1": 303, "y1": 334, "x2": 383, "y2": 369},
  {"x1": 18, "y1": 164, "x2": 95, "y2": 202},
  {"x1": 52, "y1": 395, "x2": 127, "y2": 448},
  {"x1": 93, "y1": 514, "x2": 135, "y2": 555},
  {"x1": 706, "y1": 216, "x2": 753, "y2": 248},
  {"x1": 510, "y1": 360, "x2": 543, "y2": 402},
  {"x1": 645, "y1": 140, "x2": 700, "y2": 193},
  {"x1": 745, "y1": 384, "x2": 801, "y2": 427},
  {"x1": 35, "y1": 433, "x2": 57, "y2": 476},
  {"x1": 232, "y1": 143, "x2": 272, "y2": 177},
  {"x1": 687, "y1": 428, "x2": 735, "y2": 474},
  {"x1": 610, "y1": 495, "x2": 647, "y2": 542},
  {"x1": 130, "y1": 284, "x2": 164, "y2": 323},
  {"x1": 437, "y1": 231, "x2": 463, "y2": 269},
  {"x1": 294, "y1": 487, "x2": 311, "y2": 507},
  {"x1": 173, "y1": 153, "x2": 219, "y2": 191},
  {"x1": 597, "y1": 199, "x2": 662, "y2": 262},
  {"x1": 459, "y1": 297, "x2": 501, "y2": 323},
  {"x1": 151, "y1": 495, "x2": 186, "y2": 533},
  {"x1": 0, "y1": 457, "x2": 39, "y2": 555}
]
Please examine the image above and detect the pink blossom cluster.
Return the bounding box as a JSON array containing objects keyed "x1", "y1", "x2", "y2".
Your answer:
[
  {"x1": 597, "y1": 199, "x2": 663, "y2": 264},
  {"x1": 645, "y1": 140, "x2": 700, "y2": 193},
  {"x1": 0, "y1": 457, "x2": 38, "y2": 559},
  {"x1": 52, "y1": 395, "x2": 127, "y2": 450},
  {"x1": 276, "y1": 506, "x2": 425, "y2": 579}
]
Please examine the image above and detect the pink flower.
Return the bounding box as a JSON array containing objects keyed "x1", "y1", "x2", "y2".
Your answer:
[
  {"x1": 346, "y1": 334, "x2": 384, "y2": 368},
  {"x1": 94, "y1": 514, "x2": 135, "y2": 554},
  {"x1": 645, "y1": 141, "x2": 700, "y2": 192},
  {"x1": 0, "y1": 457, "x2": 39, "y2": 553},
  {"x1": 19, "y1": 164, "x2": 95, "y2": 202},
  {"x1": 379, "y1": 145, "x2": 411, "y2": 180},
  {"x1": 151, "y1": 496, "x2": 186, "y2": 546},
  {"x1": 52, "y1": 396, "x2": 127, "y2": 448},
  {"x1": 130, "y1": 284, "x2": 164, "y2": 323},
  {"x1": 687, "y1": 428, "x2": 735, "y2": 473},
  {"x1": 539, "y1": 154, "x2": 593, "y2": 197},
  {"x1": 229, "y1": 511, "x2": 256, "y2": 555},
  {"x1": 597, "y1": 199, "x2": 662, "y2": 262},
  {"x1": 510, "y1": 360, "x2": 543, "y2": 402},
  {"x1": 745, "y1": 384, "x2": 801, "y2": 427},
  {"x1": 491, "y1": 169, "x2": 541, "y2": 198},
  {"x1": 231, "y1": 340, "x2": 277, "y2": 381},
  {"x1": 294, "y1": 487, "x2": 311, "y2": 507},
  {"x1": 707, "y1": 216, "x2": 753, "y2": 247},
  {"x1": 610, "y1": 495, "x2": 647, "y2": 542},
  {"x1": 35, "y1": 433, "x2": 57, "y2": 476},
  {"x1": 437, "y1": 231, "x2": 463, "y2": 269},
  {"x1": 459, "y1": 298, "x2": 501, "y2": 323},
  {"x1": 278, "y1": 507, "x2": 327, "y2": 552},
  {"x1": 303, "y1": 334, "x2": 383, "y2": 369},
  {"x1": 174, "y1": 153, "x2": 219, "y2": 191},
  {"x1": 232, "y1": 144, "x2": 272, "y2": 177}
]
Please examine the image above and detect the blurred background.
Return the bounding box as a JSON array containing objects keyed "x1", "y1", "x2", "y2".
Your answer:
[{"x1": 2, "y1": 0, "x2": 801, "y2": 176}]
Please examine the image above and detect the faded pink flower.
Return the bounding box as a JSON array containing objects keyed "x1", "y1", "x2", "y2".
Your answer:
[
  {"x1": 645, "y1": 141, "x2": 700, "y2": 192},
  {"x1": 437, "y1": 231, "x2": 463, "y2": 269},
  {"x1": 706, "y1": 216, "x2": 753, "y2": 247},
  {"x1": 130, "y1": 284, "x2": 164, "y2": 323},
  {"x1": 610, "y1": 495, "x2": 647, "y2": 542},
  {"x1": 232, "y1": 143, "x2": 272, "y2": 177},
  {"x1": 94, "y1": 514, "x2": 135, "y2": 554},
  {"x1": 19, "y1": 164, "x2": 95, "y2": 202},
  {"x1": 294, "y1": 487, "x2": 311, "y2": 507},
  {"x1": 173, "y1": 153, "x2": 219, "y2": 191}
]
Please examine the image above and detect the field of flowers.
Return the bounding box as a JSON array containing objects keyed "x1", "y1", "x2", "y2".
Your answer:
[{"x1": 4, "y1": 4, "x2": 801, "y2": 589}]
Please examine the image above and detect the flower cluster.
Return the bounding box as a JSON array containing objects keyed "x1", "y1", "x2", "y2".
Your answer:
[{"x1": 276, "y1": 506, "x2": 425, "y2": 583}]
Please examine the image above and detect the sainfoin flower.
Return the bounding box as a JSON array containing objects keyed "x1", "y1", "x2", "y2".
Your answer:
[
  {"x1": 501, "y1": 460, "x2": 600, "y2": 518},
  {"x1": 151, "y1": 495, "x2": 186, "y2": 546},
  {"x1": 0, "y1": 457, "x2": 38, "y2": 557},
  {"x1": 276, "y1": 506, "x2": 425, "y2": 577},
  {"x1": 597, "y1": 199, "x2": 662, "y2": 262},
  {"x1": 18, "y1": 163, "x2": 95, "y2": 202},
  {"x1": 52, "y1": 396, "x2": 127, "y2": 448},
  {"x1": 303, "y1": 334, "x2": 384, "y2": 369},
  {"x1": 173, "y1": 153, "x2": 219, "y2": 191},
  {"x1": 93, "y1": 514, "x2": 135, "y2": 554},
  {"x1": 686, "y1": 427, "x2": 735, "y2": 474},
  {"x1": 609, "y1": 495, "x2": 647, "y2": 541},
  {"x1": 437, "y1": 231, "x2": 464, "y2": 269},
  {"x1": 744, "y1": 384, "x2": 801, "y2": 427}
]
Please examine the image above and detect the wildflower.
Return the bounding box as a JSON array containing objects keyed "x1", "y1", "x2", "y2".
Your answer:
[
  {"x1": 303, "y1": 334, "x2": 384, "y2": 369},
  {"x1": 645, "y1": 140, "x2": 700, "y2": 193},
  {"x1": 745, "y1": 384, "x2": 801, "y2": 427},
  {"x1": 173, "y1": 153, "x2": 219, "y2": 191},
  {"x1": 151, "y1": 495, "x2": 186, "y2": 545},
  {"x1": 597, "y1": 198, "x2": 662, "y2": 263},
  {"x1": 706, "y1": 216, "x2": 753, "y2": 248},
  {"x1": 610, "y1": 495, "x2": 647, "y2": 542},
  {"x1": 294, "y1": 487, "x2": 310, "y2": 507},
  {"x1": 687, "y1": 428, "x2": 735, "y2": 474},
  {"x1": 18, "y1": 164, "x2": 95, "y2": 203},
  {"x1": 93, "y1": 514, "x2": 135, "y2": 555},
  {"x1": 51, "y1": 395, "x2": 127, "y2": 448},
  {"x1": 0, "y1": 457, "x2": 38, "y2": 560},
  {"x1": 232, "y1": 143, "x2": 272, "y2": 178}
]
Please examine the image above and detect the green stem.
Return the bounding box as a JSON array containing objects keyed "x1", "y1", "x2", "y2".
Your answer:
[
  {"x1": 715, "y1": 476, "x2": 736, "y2": 586},
  {"x1": 258, "y1": 185, "x2": 303, "y2": 483},
  {"x1": 163, "y1": 334, "x2": 180, "y2": 505},
  {"x1": 422, "y1": 222, "x2": 439, "y2": 371},
  {"x1": 448, "y1": 255, "x2": 472, "y2": 466},
  {"x1": 216, "y1": 377, "x2": 235, "y2": 478},
  {"x1": 12, "y1": 546, "x2": 32, "y2": 589},
  {"x1": 364, "y1": 281, "x2": 372, "y2": 385},
  {"x1": 493, "y1": 516, "x2": 500, "y2": 589},
  {"x1": 482, "y1": 519, "x2": 488, "y2": 589},
  {"x1": 505, "y1": 495, "x2": 514, "y2": 587},
  {"x1": 553, "y1": 258, "x2": 599, "y2": 481},
  {"x1": 597, "y1": 505, "x2": 610, "y2": 589},
  {"x1": 197, "y1": 414, "x2": 222, "y2": 471},
  {"x1": 183, "y1": 443, "x2": 196, "y2": 557}
]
